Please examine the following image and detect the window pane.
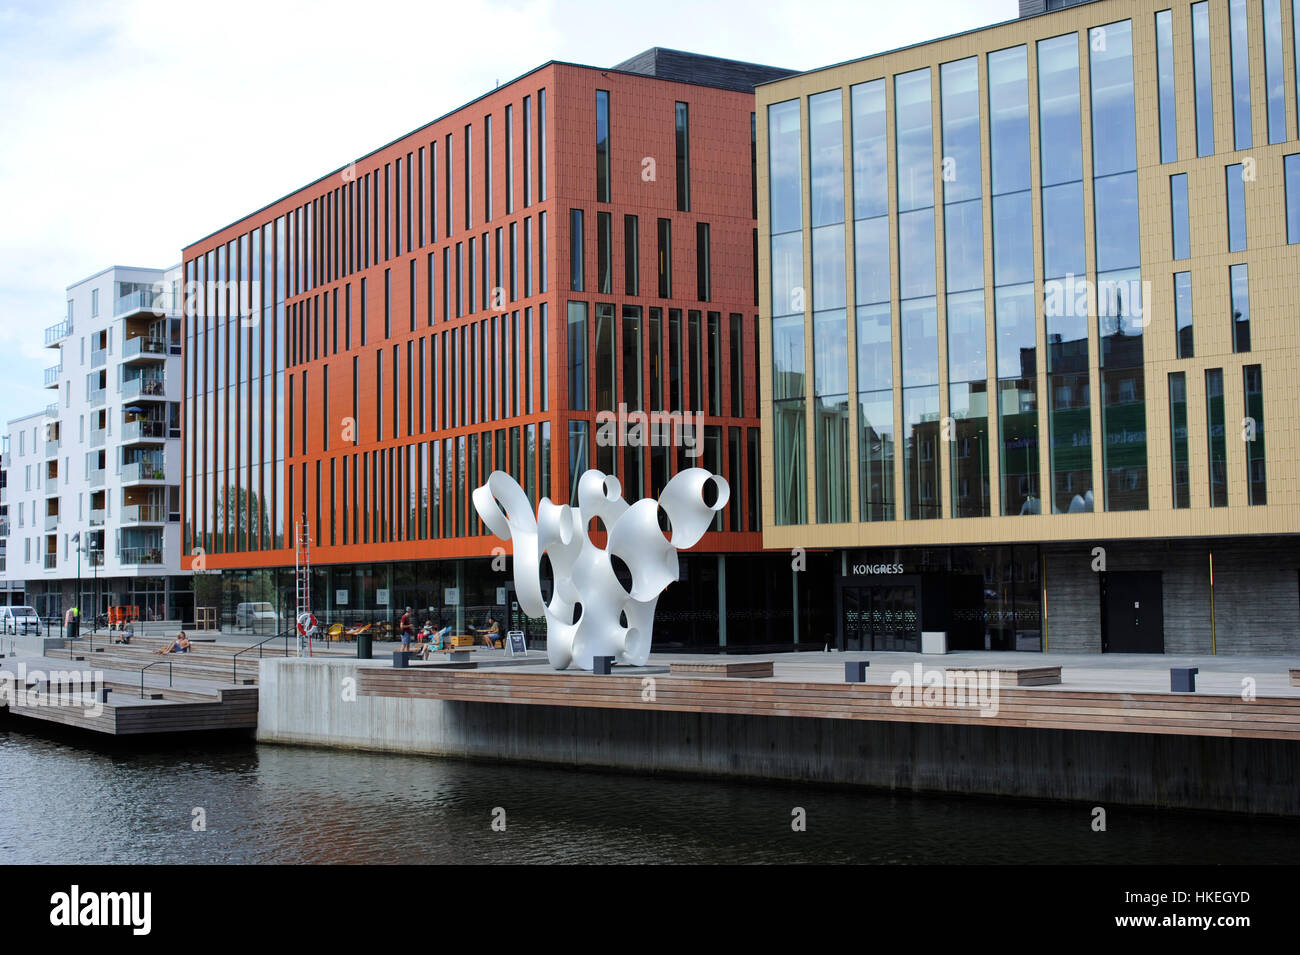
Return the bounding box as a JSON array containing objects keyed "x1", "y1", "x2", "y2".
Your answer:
[
  {"x1": 898, "y1": 207, "x2": 936, "y2": 298},
  {"x1": 901, "y1": 296, "x2": 938, "y2": 387},
  {"x1": 1037, "y1": 34, "x2": 1083, "y2": 187},
  {"x1": 940, "y1": 57, "x2": 981, "y2": 204},
  {"x1": 949, "y1": 380, "x2": 990, "y2": 518},
  {"x1": 992, "y1": 191, "x2": 1033, "y2": 286},
  {"x1": 1093, "y1": 172, "x2": 1139, "y2": 271},
  {"x1": 1169, "y1": 373, "x2": 1189, "y2": 508},
  {"x1": 1041, "y1": 181, "x2": 1084, "y2": 278},
  {"x1": 1226, "y1": 163, "x2": 1247, "y2": 252},
  {"x1": 858, "y1": 389, "x2": 895, "y2": 521},
  {"x1": 1244, "y1": 365, "x2": 1266, "y2": 504},
  {"x1": 1231, "y1": 263, "x2": 1251, "y2": 352},
  {"x1": 1170, "y1": 173, "x2": 1190, "y2": 260},
  {"x1": 851, "y1": 79, "x2": 888, "y2": 218},
  {"x1": 1174, "y1": 271, "x2": 1194, "y2": 359},
  {"x1": 856, "y1": 302, "x2": 892, "y2": 392},
  {"x1": 1229, "y1": 0, "x2": 1253, "y2": 149},
  {"x1": 946, "y1": 289, "x2": 986, "y2": 384},
  {"x1": 903, "y1": 385, "x2": 940, "y2": 519},
  {"x1": 1286, "y1": 154, "x2": 1300, "y2": 244},
  {"x1": 1205, "y1": 368, "x2": 1227, "y2": 506},
  {"x1": 809, "y1": 89, "x2": 845, "y2": 227},
  {"x1": 944, "y1": 199, "x2": 984, "y2": 292},
  {"x1": 1192, "y1": 2, "x2": 1215, "y2": 156},
  {"x1": 768, "y1": 100, "x2": 803, "y2": 234},
  {"x1": 1156, "y1": 10, "x2": 1178, "y2": 163},
  {"x1": 1088, "y1": 20, "x2": 1136, "y2": 177},
  {"x1": 854, "y1": 216, "x2": 890, "y2": 305},
  {"x1": 895, "y1": 68, "x2": 934, "y2": 212},
  {"x1": 1265, "y1": 0, "x2": 1286, "y2": 144}
]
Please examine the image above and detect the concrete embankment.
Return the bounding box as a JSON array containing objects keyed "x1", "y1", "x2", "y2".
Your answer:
[{"x1": 257, "y1": 655, "x2": 1300, "y2": 815}]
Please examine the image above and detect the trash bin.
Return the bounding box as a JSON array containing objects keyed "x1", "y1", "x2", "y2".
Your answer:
[{"x1": 357, "y1": 631, "x2": 372, "y2": 660}]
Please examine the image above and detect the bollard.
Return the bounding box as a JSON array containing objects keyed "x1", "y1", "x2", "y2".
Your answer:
[
  {"x1": 845, "y1": 660, "x2": 870, "y2": 682},
  {"x1": 99, "y1": 687, "x2": 111, "y2": 703},
  {"x1": 1170, "y1": 667, "x2": 1198, "y2": 692},
  {"x1": 392, "y1": 650, "x2": 410, "y2": 669},
  {"x1": 593, "y1": 656, "x2": 615, "y2": 675}
]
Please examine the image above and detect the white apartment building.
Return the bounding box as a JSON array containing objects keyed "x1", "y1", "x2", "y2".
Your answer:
[{"x1": 0, "y1": 266, "x2": 193, "y2": 621}]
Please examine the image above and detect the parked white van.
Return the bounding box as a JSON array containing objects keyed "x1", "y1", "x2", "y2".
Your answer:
[
  {"x1": 1, "y1": 606, "x2": 42, "y2": 635},
  {"x1": 235, "y1": 602, "x2": 279, "y2": 633}
]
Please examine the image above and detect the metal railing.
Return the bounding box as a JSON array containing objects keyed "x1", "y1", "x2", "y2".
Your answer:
[
  {"x1": 45, "y1": 318, "x2": 72, "y2": 345},
  {"x1": 43, "y1": 553, "x2": 57, "y2": 570},
  {"x1": 89, "y1": 509, "x2": 105, "y2": 526},
  {"x1": 89, "y1": 427, "x2": 105, "y2": 448},
  {"x1": 44, "y1": 403, "x2": 58, "y2": 418},
  {"x1": 139, "y1": 660, "x2": 173, "y2": 698},
  {"x1": 43, "y1": 513, "x2": 58, "y2": 531},
  {"x1": 43, "y1": 364, "x2": 62, "y2": 386},
  {"x1": 120, "y1": 376, "x2": 166, "y2": 400},
  {"x1": 121, "y1": 459, "x2": 165, "y2": 483},
  {"x1": 119, "y1": 546, "x2": 163, "y2": 565},
  {"x1": 44, "y1": 439, "x2": 59, "y2": 457},
  {"x1": 88, "y1": 467, "x2": 105, "y2": 487},
  {"x1": 88, "y1": 387, "x2": 106, "y2": 406},
  {"x1": 122, "y1": 336, "x2": 167, "y2": 359},
  {"x1": 90, "y1": 349, "x2": 106, "y2": 369},
  {"x1": 121, "y1": 419, "x2": 166, "y2": 442},
  {"x1": 232, "y1": 628, "x2": 294, "y2": 682},
  {"x1": 115, "y1": 290, "x2": 174, "y2": 318},
  {"x1": 121, "y1": 503, "x2": 166, "y2": 523}
]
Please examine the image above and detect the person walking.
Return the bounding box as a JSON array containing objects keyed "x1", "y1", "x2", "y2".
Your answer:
[{"x1": 399, "y1": 606, "x2": 414, "y2": 651}]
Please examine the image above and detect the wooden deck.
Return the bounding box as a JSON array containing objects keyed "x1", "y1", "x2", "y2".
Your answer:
[
  {"x1": 0, "y1": 655, "x2": 258, "y2": 736},
  {"x1": 355, "y1": 664, "x2": 1300, "y2": 741}
]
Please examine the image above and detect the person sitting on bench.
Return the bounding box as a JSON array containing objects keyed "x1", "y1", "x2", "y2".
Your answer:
[
  {"x1": 474, "y1": 616, "x2": 501, "y2": 649},
  {"x1": 419, "y1": 625, "x2": 454, "y2": 659}
]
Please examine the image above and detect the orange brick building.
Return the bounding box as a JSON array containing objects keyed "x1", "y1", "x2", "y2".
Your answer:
[{"x1": 180, "y1": 49, "x2": 834, "y2": 648}]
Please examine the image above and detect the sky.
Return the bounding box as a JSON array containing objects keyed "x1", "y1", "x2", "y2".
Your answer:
[{"x1": 0, "y1": 0, "x2": 1016, "y2": 428}]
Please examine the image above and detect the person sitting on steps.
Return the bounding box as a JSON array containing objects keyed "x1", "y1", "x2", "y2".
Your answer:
[{"x1": 154, "y1": 631, "x2": 191, "y2": 654}]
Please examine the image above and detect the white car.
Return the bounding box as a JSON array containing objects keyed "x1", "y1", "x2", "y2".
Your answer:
[
  {"x1": 1, "y1": 606, "x2": 41, "y2": 635},
  {"x1": 234, "y1": 602, "x2": 279, "y2": 632}
]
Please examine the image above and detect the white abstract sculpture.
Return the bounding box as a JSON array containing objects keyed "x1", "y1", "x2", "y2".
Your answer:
[{"x1": 472, "y1": 468, "x2": 729, "y2": 671}]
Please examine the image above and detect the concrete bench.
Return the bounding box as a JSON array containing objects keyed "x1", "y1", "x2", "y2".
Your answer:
[
  {"x1": 944, "y1": 665, "x2": 1061, "y2": 686},
  {"x1": 669, "y1": 660, "x2": 774, "y2": 679},
  {"x1": 1289, "y1": 668, "x2": 1299, "y2": 687}
]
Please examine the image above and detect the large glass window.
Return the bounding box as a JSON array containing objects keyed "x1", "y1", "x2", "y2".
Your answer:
[
  {"x1": 903, "y1": 386, "x2": 940, "y2": 520},
  {"x1": 1229, "y1": 0, "x2": 1253, "y2": 149},
  {"x1": 1169, "y1": 373, "x2": 1189, "y2": 509},
  {"x1": 1174, "y1": 271, "x2": 1193, "y2": 358},
  {"x1": 1038, "y1": 34, "x2": 1083, "y2": 187},
  {"x1": 1171, "y1": 173, "x2": 1190, "y2": 260},
  {"x1": 596, "y1": 90, "x2": 611, "y2": 203},
  {"x1": 1205, "y1": 368, "x2": 1227, "y2": 506},
  {"x1": 1192, "y1": 2, "x2": 1215, "y2": 157},
  {"x1": 675, "y1": 102, "x2": 690, "y2": 212},
  {"x1": 1156, "y1": 9, "x2": 1177, "y2": 163},
  {"x1": 1265, "y1": 0, "x2": 1286, "y2": 144},
  {"x1": 1231, "y1": 263, "x2": 1251, "y2": 352},
  {"x1": 1287, "y1": 154, "x2": 1300, "y2": 243},
  {"x1": 597, "y1": 211, "x2": 613, "y2": 293},
  {"x1": 567, "y1": 302, "x2": 587, "y2": 410},
  {"x1": 1097, "y1": 269, "x2": 1146, "y2": 511},
  {"x1": 768, "y1": 100, "x2": 802, "y2": 233},
  {"x1": 1243, "y1": 365, "x2": 1266, "y2": 504},
  {"x1": 809, "y1": 89, "x2": 845, "y2": 227},
  {"x1": 769, "y1": 99, "x2": 805, "y2": 525},
  {"x1": 1226, "y1": 164, "x2": 1247, "y2": 252},
  {"x1": 851, "y1": 79, "x2": 888, "y2": 219},
  {"x1": 569, "y1": 209, "x2": 584, "y2": 292},
  {"x1": 895, "y1": 68, "x2": 934, "y2": 212}
]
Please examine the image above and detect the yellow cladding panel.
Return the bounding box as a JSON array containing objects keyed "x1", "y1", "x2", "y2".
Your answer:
[{"x1": 757, "y1": 0, "x2": 1300, "y2": 551}]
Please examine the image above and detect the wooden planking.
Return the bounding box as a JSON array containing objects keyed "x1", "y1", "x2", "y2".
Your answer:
[
  {"x1": 945, "y1": 666, "x2": 1062, "y2": 686},
  {"x1": 355, "y1": 668, "x2": 1300, "y2": 741},
  {"x1": 670, "y1": 660, "x2": 775, "y2": 678},
  {"x1": 3, "y1": 678, "x2": 258, "y2": 736},
  {"x1": 1291, "y1": 669, "x2": 1299, "y2": 686}
]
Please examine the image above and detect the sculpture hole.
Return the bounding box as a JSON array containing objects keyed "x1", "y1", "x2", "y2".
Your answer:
[
  {"x1": 701, "y1": 477, "x2": 719, "y2": 508},
  {"x1": 610, "y1": 554, "x2": 633, "y2": 594},
  {"x1": 656, "y1": 503, "x2": 673, "y2": 540},
  {"x1": 588, "y1": 515, "x2": 609, "y2": 539},
  {"x1": 539, "y1": 551, "x2": 555, "y2": 595},
  {"x1": 571, "y1": 601, "x2": 583, "y2": 624},
  {"x1": 619, "y1": 609, "x2": 629, "y2": 629}
]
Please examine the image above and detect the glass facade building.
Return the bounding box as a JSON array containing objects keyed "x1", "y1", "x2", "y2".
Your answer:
[{"x1": 760, "y1": 0, "x2": 1300, "y2": 655}]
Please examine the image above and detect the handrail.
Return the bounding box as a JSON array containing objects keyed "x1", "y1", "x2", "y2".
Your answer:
[
  {"x1": 232, "y1": 627, "x2": 294, "y2": 682},
  {"x1": 139, "y1": 660, "x2": 173, "y2": 698}
]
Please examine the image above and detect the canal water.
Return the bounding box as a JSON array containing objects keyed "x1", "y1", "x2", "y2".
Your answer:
[{"x1": 2, "y1": 720, "x2": 1297, "y2": 864}]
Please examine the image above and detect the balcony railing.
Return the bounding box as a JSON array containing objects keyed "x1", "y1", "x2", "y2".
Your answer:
[
  {"x1": 122, "y1": 503, "x2": 166, "y2": 523},
  {"x1": 122, "y1": 336, "x2": 168, "y2": 360},
  {"x1": 43, "y1": 513, "x2": 58, "y2": 531},
  {"x1": 0, "y1": 519, "x2": 9, "y2": 536},
  {"x1": 90, "y1": 348, "x2": 106, "y2": 369},
  {"x1": 43, "y1": 553, "x2": 57, "y2": 570},
  {"x1": 89, "y1": 550, "x2": 104, "y2": 567},
  {"x1": 114, "y1": 289, "x2": 174, "y2": 318},
  {"x1": 88, "y1": 388, "x2": 106, "y2": 407},
  {"x1": 120, "y1": 376, "x2": 166, "y2": 401},
  {"x1": 44, "y1": 319, "x2": 72, "y2": 346},
  {"x1": 0, "y1": 451, "x2": 8, "y2": 468},
  {"x1": 121, "y1": 419, "x2": 166, "y2": 442},
  {"x1": 44, "y1": 403, "x2": 58, "y2": 418},
  {"x1": 89, "y1": 509, "x2": 105, "y2": 527},
  {"x1": 44, "y1": 363, "x2": 62, "y2": 387},
  {"x1": 121, "y1": 460, "x2": 165, "y2": 483},
  {"x1": 44, "y1": 439, "x2": 59, "y2": 458},
  {"x1": 119, "y1": 546, "x2": 163, "y2": 566},
  {"x1": 88, "y1": 467, "x2": 105, "y2": 487},
  {"x1": 89, "y1": 427, "x2": 105, "y2": 448}
]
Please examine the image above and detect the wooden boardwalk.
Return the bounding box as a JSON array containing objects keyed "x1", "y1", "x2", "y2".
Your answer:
[
  {"x1": 0, "y1": 654, "x2": 258, "y2": 736},
  {"x1": 356, "y1": 660, "x2": 1300, "y2": 741}
]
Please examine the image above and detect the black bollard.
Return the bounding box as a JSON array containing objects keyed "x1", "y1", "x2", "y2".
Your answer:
[
  {"x1": 1170, "y1": 667, "x2": 1198, "y2": 692},
  {"x1": 593, "y1": 656, "x2": 615, "y2": 675},
  {"x1": 845, "y1": 660, "x2": 870, "y2": 682}
]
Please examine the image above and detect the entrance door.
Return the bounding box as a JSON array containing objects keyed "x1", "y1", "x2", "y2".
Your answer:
[
  {"x1": 1102, "y1": 572, "x2": 1164, "y2": 653},
  {"x1": 839, "y1": 583, "x2": 920, "y2": 651}
]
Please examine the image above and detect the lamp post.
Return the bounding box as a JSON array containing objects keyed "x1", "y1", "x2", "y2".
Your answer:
[{"x1": 70, "y1": 531, "x2": 82, "y2": 640}]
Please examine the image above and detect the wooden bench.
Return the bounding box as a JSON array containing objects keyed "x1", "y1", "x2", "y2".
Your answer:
[
  {"x1": 426, "y1": 646, "x2": 477, "y2": 663},
  {"x1": 944, "y1": 665, "x2": 1062, "y2": 686},
  {"x1": 669, "y1": 660, "x2": 774, "y2": 679}
]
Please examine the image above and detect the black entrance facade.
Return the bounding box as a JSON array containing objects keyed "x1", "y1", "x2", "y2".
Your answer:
[
  {"x1": 839, "y1": 576, "x2": 922, "y2": 651},
  {"x1": 1101, "y1": 571, "x2": 1165, "y2": 653}
]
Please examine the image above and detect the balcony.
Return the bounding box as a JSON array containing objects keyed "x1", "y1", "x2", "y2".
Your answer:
[
  {"x1": 45, "y1": 318, "x2": 72, "y2": 347},
  {"x1": 43, "y1": 363, "x2": 62, "y2": 388},
  {"x1": 0, "y1": 519, "x2": 9, "y2": 536},
  {"x1": 114, "y1": 289, "x2": 174, "y2": 319},
  {"x1": 43, "y1": 553, "x2": 57, "y2": 570},
  {"x1": 89, "y1": 508, "x2": 105, "y2": 527},
  {"x1": 90, "y1": 348, "x2": 106, "y2": 369},
  {"x1": 88, "y1": 387, "x2": 106, "y2": 408},
  {"x1": 44, "y1": 402, "x2": 58, "y2": 418},
  {"x1": 122, "y1": 336, "x2": 168, "y2": 363},
  {"x1": 1, "y1": 450, "x2": 9, "y2": 467},
  {"x1": 121, "y1": 503, "x2": 166, "y2": 524},
  {"x1": 120, "y1": 375, "x2": 166, "y2": 401},
  {"x1": 44, "y1": 513, "x2": 58, "y2": 531},
  {"x1": 121, "y1": 418, "x2": 166, "y2": 444},
  {"x1": 89, "y1": 550, "x2": 103, "y2": 567},
  {"x1": 121, "y1": 459, "x2": 165, "y2": 484},
  {"x1": 119, "y1": 545, "x2": 163, "y2": 566},
  {"x1": 88, "y1": 467, "x2": 105, "y2": 488},
  {"x1": 44, "y1": 439, "x2": 59, "y2": 458},
  {"x1": 89, "y1": 427, "x2": 105, "y2": 448},
  {"x1": 0, "y1": 486, "x2": 6, "y2": 505}
]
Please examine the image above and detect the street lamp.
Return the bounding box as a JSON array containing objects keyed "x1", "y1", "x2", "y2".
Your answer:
[{"x1": 70, "y1": 531, "x2": 81, "y2": 640}]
